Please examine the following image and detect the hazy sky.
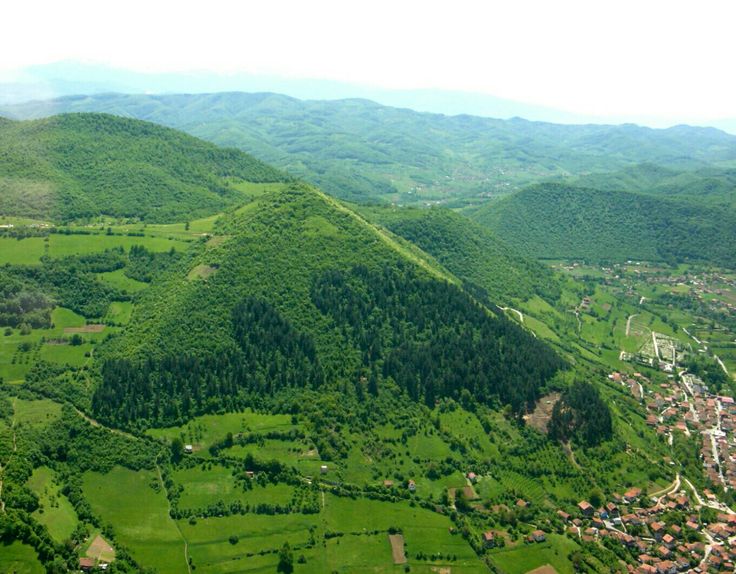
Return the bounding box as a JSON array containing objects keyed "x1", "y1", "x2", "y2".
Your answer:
[{"x1": 3, "y1": 0, "x2": 735, "y2": 120}]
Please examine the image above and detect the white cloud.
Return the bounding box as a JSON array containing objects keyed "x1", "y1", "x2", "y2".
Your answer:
[{"x1": 2, "y1": 0, "x2": 735, "y2": 119}]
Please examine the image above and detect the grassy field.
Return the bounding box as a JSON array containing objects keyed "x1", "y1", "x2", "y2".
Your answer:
[
  {"x1": 180, "y1": 512, "x2": 318, "y2": 573},
  {"x1": 12, "y1": 398, "x2": 62, "y2": 428},
  {"x1": 0, "y1": 307, "x2": 105, "y2": 382},
  {"x1": 490, "y1": 534, "x2": 579, "y2": 574},
  {"x1": 0, "y1": 541, "x2": 45, "y2": 573},
  {"x1": 173, "y1": 465, "x2": 295, "y2": 510},
  {"x1": 0, "y1": 232, "x2": 190, "y2": 265},
  {"x1": 104, "y1": 301, "x2": 134, "y2": 325},
  {"x1": 83, "y1": 466, "x2": 187, "y2": 574},
  {"x1": 98, "y1": 269, "x2": 149, "y2": 293},
  {"x1": 27, "y1": 466, "x2": 78, "y2": 542},
  {"x1": 147, "y1": 410, "x2": 298, "y2": 454}
]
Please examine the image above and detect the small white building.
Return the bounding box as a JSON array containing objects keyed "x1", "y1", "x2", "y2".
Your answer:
[
  {"x1": 184, "y1": 444, "x2": 193, "y2": 454},
  {"x1": 320, "y1": 465, "x2": 328, "y2": 474}
]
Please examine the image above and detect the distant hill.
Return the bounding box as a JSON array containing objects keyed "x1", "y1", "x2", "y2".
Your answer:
[
  {"x1": 94, "y1": 183, "x2": 563, "y2": 428},
  {"x1": 472, "y1": 183, "x2": 736, "y2": 267},
  {"x1": 573, "y1": 163, "x2": 736, "y2": 210},
  {"x1": 0, "y1": 113, "x2": 287, "y2": 222},
  {"x1": 358, "y1": 205, "x2": 560, "y2": 303},
  {"x1": 4, "y1": 92, "x2": 736, "y2": 206}
]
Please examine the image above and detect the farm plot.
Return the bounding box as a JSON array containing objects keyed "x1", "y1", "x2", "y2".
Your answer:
[
  {"x1": 489, "y1": 534, "x2": 578, "y2": 574},
  {"x1": 147, "y1": 410, "x2": 298, "y2": 455},
  {"x1": 83, "y1": 466, "x2": 186, "y2": 574},
  {"x1": 179, "y1": 512, "x2": 318, "y2": 573},
  {"x1": 172, "y1": 464, "x2": 295, "y2": 510},
  {"x1": 26, "y1": 466, "x2": 78, "y2": 543}
]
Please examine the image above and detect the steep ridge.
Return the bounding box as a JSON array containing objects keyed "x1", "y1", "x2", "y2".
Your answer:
[{"x1": 358, "y1": 205, "x2": 561, "y2": 303}]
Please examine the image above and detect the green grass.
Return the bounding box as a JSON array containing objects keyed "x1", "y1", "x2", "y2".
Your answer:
[
  {"x1": 0, "y1": 233, "x2": 190, "y2": 265},
  {"x1": 27, "y1": 466, "x2": 78, "y2": 542},
  {"x1": 38, "y1": 342, "x2": 92, "y2": 367},
  {"x1": 98, "y1": 269, "x2": 149, "y2": 293},
  {"x1": 0, "y1": 541, "x2": 44, "y2": 573},
  {"x1": 83, "y1": 466, "x2": 186, "y2": 574},
  {"x1": 172, "y1": 465, "x2": 294, "y2": 510},
  {"x1": 489, "y1": 533, "x2": 579, "y2": 574},
  {"x1": 147, "y1": 410, "x2": 298, "y2": 455},
  {"x1": 227, "y1": 440, "x2": 325, "y2": 476},
  {"x1": 179, "y1": 513, "x2": 318, "y2": 573},
  {"x1": 0, "y1": 307, "x2": 98, "y2": 383},
  {"x1": 13, "y1": 398, "x2": 62, "y2": 428},
  {"x1": 105, "y1": 301, "x2": 134, "y2": 325}
]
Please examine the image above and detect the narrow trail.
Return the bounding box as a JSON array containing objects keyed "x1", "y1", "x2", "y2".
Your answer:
[
  {"x1": 498, "y1": 306, "x2": 524, "y2": 323},
  {"x1": 73, "y1": 407, "x2": 138, "y2": 441},
  {"x1": 157, "y1": 462, "x2": 192, "y2": 574},
  {"x1": 625, "y1": 314, "x2": 638, "y2": 337}
]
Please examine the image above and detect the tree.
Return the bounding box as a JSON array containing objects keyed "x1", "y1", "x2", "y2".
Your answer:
[
  {"x1": 171, "y1": 437, "x2": 184, "y2": 463},
  {"x1": 277, "y1": 542, "x2": 294, "y2": 574}
]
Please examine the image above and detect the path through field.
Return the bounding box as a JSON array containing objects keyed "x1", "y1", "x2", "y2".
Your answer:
[
  {"x1": 625, "y1": 314, "x2": 638, "y2": 337},
  {"x1": 157, "y1": 462, "x2": 191, "y2": 574}
]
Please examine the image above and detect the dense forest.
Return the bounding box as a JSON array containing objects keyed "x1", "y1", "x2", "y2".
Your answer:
[
  {"x1": 90, "y1": 185, "x2": 564, "y2": 429},
  {"x1": 0, "y1": 113, "x2": 289, "y2": 222},
  {"x1": 573, "y1": 163, "x2": 736, "y2": 210},
  {"x1": 548, "y1": 381, "x2": 613, "y2": 447},
  {"x1": 473, "y1": 183, "x2": 736, "y2": 267},
  {"x1": 359, "y1": 206, "x2": 561, "y2": 303}
]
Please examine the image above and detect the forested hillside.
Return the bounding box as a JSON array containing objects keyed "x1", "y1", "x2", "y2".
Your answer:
[
  {"x1": 4, "y1": 92, "x2": 736, "y2": 205},
  {"x1": 93, "y1": 184, "x2": 563, "y2": 429},
  {"x1": 359, "y1": 205, "x2": 560, "y2": 303},
  {"x1": 573, "y1": 163, "x2": 736, "y2": 210},
  {"x1": 0, "y1": 113, "x2": 288, "y2": 222},
  {"x1": 473, "y1": 183, "x2": 736, "y2": 266}
]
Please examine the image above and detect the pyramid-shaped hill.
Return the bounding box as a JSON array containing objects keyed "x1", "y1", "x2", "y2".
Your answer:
[{"x1": 93, "y1": 183, "x2": 565, "y2": 429}]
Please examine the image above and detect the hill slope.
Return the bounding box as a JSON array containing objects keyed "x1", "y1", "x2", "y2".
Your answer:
[
  {"x1": 358, "y1": 205, "x2": 561, "y2": 303},
  {"x1": 572, "y1": 163, "x2": 736, "y2": 210},
  {"x1": 472, "y1": 183, "x2": 736, "y2": 266},
  {"x1": 0, "y1": 113, "x2": 288, "y2": 222},
  {"x1": 4, "y1": 92, "x2": 736, "y2": 205},
  {"x1": 93, "y1": 183, "x2": 564, "y2": 429}
]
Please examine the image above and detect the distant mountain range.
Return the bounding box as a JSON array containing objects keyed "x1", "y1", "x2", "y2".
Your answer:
[
  {"x1": 3, "y1": 61, "x2": 735, "y2": 133},
  {"x1": 3, "y1": 91, "x2": 736, "y2": 207}
]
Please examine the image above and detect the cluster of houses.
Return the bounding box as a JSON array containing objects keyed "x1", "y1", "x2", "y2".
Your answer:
[
  {"x1": 564, "y1": 488, "x2": 736, "y2": 573},
  {"x1": 639, "y1": 370, "x2": 736, "y2": 492}
]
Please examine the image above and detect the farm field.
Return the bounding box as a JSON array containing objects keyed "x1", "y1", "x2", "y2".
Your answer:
[
  {"x1": 82, "y1": 466, "x2": 187, "y2": 574},
  {"x1": 26, "y1": 466, "x2": 78, "y2": 543},
  {"x1": 172, "y1": 464, "x2": 295, "y2": 510},
  {"x1": 0, "y1": 541, "x2": 45, "y2": 574},
  {"x1": 489, "y1": 534, "x2": 579, "y2": 574},
  {"x1": 0, "y1": 232, "x2": 190, "y2": 265},
  {"x1": 98, "y1": 269, "x2": 149, "y2": 293},
  {"x1": 147, "y1": 410, "x2": 299, "y2": 454},
  {"x1": 0, "y1": 307, "x2": 110, "y2": 382}
]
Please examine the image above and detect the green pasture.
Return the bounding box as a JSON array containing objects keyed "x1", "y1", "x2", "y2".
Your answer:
[
  {"x1": 0, "y1": 541, "x2": 44, "y2": 574},
  {"x1": 27, "y1": 466, "x2": 78, "y2": 542},
  {"x1": 98, "y1": 269, "x2": 148, "y2": 293},
  {"x1": 147, "y1": 410, "x2": 298, "y2": 454},
  {"x1": 0, "y1": 232, "x2": 190, "y2": 265},
  {"x1": 83, "y1": 466, "x2": 186, "y2": 574},
  {"x1": 489, "y1": 533, "x2": 578, "y2": 574},
  {"x1": 172, "y1": 464, "x2": 295, "y2": 510}
]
